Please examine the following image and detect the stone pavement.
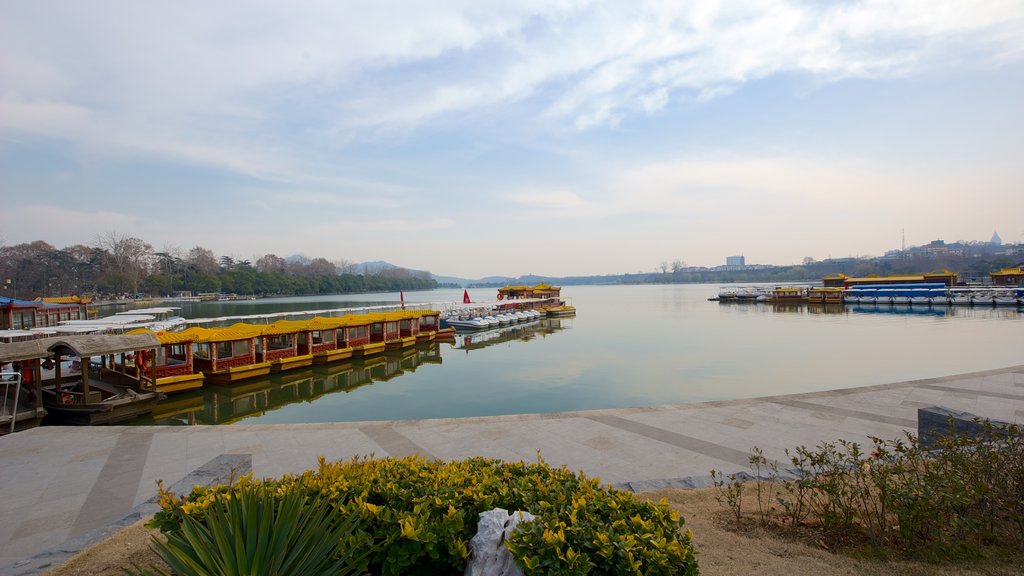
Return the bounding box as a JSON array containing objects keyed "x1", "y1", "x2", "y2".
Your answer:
[{"x1": 1, "y1": 364, "x2": 1022, "y2": 574}]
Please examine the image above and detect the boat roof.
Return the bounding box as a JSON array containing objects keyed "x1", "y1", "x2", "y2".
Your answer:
[
  {"x1": 47, "y1": 333, "x2": 162, "y2": 358},
  {"x1": 114, "y1": 307, "x2": 180, "y2": 315},
  {"x1": 0, "y1": 333, "x2": 161, "y2": 363},
  {"x1": 60, "y1": 314, "x2": 156, "y2": 325}
]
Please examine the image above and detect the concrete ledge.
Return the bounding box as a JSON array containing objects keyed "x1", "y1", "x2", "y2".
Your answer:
[{"x1": 2, "y1": 453, "x2": 252, "y2": 576}]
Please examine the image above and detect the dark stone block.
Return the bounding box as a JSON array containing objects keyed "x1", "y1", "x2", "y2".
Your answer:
[{"x1": 917, "y1": 406, "x2": 1013, "y2": 450}]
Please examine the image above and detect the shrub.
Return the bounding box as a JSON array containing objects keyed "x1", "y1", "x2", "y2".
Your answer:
[
  {"x1": 150, "y1": 455, "x2": 698, "y2": 575},
  {"x1": 711, "y1": 419, "x2": 1024, "y2": 558},
  {"x1": 136, "y1": 478, "x2": 371, "y2": 575}
]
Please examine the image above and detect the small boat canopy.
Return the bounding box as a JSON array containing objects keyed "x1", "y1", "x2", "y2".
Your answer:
[
  {"x1": 0, "y1": 339, "x2": 54, "y2": 363},
  {"x1": 46, "y1": 333, "x2": 161, "y2": 358}
]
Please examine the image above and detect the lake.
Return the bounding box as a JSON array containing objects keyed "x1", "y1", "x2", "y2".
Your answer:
[{"x1": 126, "y1": 284, "x2": 1023, "y2": 425}]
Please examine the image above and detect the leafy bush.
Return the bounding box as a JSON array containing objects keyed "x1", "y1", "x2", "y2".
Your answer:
[
  {"x1": 711, "y1": 419, "x2": 1024, "y2": 558},
  {"x1": 150, "y1": 455, "x2": 698, "y2": 575}
]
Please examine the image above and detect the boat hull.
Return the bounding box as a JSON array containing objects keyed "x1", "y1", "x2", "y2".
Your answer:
[
  {"x1": 312, "y1": 348, "x2": 353, "y2": 364},
  {"x1": 351, "y1": 342, "x2": 386, "y2": 357},
  {"x1": 204, "y1": 361, "x2": 272, "y2": 384},
  {"x1": 0, "y1": 407, "x2": 47, "y2": 435},
  {"x1": 155, "y1": 372, "x2": 205, "y2": 394},
  {"x1": 385, "y1": 336, "x2": 417, "y2": 350},
  {"x1": 269, "y1": 354, "x2": 313, "y2": 372},
  {"x1": 43, "y1": 393, "x2": 161, "y2": 425}
]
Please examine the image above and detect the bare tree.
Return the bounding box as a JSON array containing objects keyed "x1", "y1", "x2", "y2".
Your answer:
[
  {"x1": 187, "y1": 246, "x2": 219, "y2": 275},
  {"x1": 308, "y1": 258, "x2": 337, "y2": 276},
  {"x1": 334, "y1": 258, "x2": 359, "y2": 274},
  {"x1": 256, "y1": 254, "x2": 287, "y2": 275},
  {"x1": 93, "y1": 231, "x2": 154, "y2": 293}
]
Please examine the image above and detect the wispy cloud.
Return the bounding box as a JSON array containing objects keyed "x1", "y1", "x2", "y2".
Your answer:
[{"x1": 2, "y1": 1, "x2": 1021, "y2": 171}]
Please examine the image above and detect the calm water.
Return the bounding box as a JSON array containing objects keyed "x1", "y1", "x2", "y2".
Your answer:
[{"x1": 125, "y1": 285, "x2": 1023, "y2": 426}]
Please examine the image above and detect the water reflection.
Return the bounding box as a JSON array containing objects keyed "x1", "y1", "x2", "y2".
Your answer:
[
  {"x1": 717, "y1": 301, "x2": 1020, "y2": 320},
  {"x1": 455, "y1": 318, "x2": 572, "y2": 352},
  {"x1": 134, "y1": 318, "x2": 569, "y2": 426}
]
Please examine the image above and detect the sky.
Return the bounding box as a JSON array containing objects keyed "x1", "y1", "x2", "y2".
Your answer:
[{"x1": 1, "y1": 1, "x2": 1023, "y2": 279}]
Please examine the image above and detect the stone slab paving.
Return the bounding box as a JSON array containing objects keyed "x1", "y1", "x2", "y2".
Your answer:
[{"x1": 1, "y1": 364, "x2": 1022, "y2": 574}]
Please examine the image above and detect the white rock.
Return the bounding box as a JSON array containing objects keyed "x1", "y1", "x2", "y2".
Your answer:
[{"x1": 464, "y1": 508, "x2": 536, "y2": 576}]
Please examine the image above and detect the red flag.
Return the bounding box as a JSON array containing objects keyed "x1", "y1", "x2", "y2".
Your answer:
[
  {"x1": 400, "y1": 291, "x2": 405, "y2": 310},
  {"x1": 463, "y1": 289, "x2": 471, "y2": 304}
]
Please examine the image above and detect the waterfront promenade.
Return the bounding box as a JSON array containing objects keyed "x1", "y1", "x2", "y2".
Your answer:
[{"x1": 2, "y1": 364, "x2": 1023, "y2": 574}]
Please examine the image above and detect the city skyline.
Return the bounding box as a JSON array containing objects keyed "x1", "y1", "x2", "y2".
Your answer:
[{"x1": 2, "y1": 1, "x2": 1023, "y2": 278}]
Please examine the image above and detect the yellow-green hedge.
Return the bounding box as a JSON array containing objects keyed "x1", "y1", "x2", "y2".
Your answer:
[{"x1": 151, "y1": 455, "x2": 698, "y2": 575}]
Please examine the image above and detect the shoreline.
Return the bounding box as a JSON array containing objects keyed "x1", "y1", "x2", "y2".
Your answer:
[{"x1": 2, "y1": 363, "x2": 1023, "y2": 574}]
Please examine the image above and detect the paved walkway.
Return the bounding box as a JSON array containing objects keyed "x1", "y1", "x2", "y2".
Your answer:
[{"x1": 1, "y1": 364, "x2": 1022, "y2": 573}]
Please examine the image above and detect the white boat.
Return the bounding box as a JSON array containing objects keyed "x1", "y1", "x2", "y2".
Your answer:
[
  {"x1": 993, "y1": 291, "x2": 1018, "y2": 306},
  {"x1": 931, "y1": 293, "x2": 952, "y2": 306},
  {"x1": 909, "y1": 289, "x2": 932, "y2": 306},
  {"x1": 951, "y1": 291, "x2": 973, "y2": 305},
  {"x1": 444, "y1": 317, "x2": 490, "y2": 330},
  {"x1": 972, "y1": 292, "x2": 995, "y2": 306}
]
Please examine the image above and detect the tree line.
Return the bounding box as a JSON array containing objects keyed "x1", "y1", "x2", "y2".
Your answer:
[{"x1": 0, "y1": 232, "x2": 436, "y2": 299}]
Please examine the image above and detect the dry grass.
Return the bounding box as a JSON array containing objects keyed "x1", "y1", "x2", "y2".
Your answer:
[{"x1": 45, "y1": 487, "x2": 1021, "y2": 576}]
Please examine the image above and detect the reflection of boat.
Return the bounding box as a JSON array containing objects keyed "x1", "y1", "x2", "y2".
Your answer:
[
  {"x1": 851, "y1": 304, "x2": 947, "y2": 317},
  {"x1": 993, "y1": 289, "x2": 1022, "y2": 306},
  {"x1": 971, "y1": 292, "x2": 994, "y2": 306}
]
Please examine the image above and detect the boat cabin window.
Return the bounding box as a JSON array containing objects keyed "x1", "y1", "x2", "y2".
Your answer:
[
  {"x1": 385, "y1": 321, "x2": 398, "y2": 333},
  {"x1": 194, "y1": 342, "x2": 211, "y2": 359},
  {"x1": 349, "y1": 326, "x2": 367, "y2": 339},
  {"x1": 167, "y1": 344, "x2": 188, "y2": 361},
  {"x1": 267, "y1": 334, "x2": 293, "y2": 350},
  {"x1": 215, "y1": 340, "x2": 251, "y2": 359},
  {"x1": 311, "y1": 330, "x2": 334, "y2": 345}
]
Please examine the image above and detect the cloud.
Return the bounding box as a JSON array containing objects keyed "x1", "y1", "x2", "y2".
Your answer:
[{"x1": 2, "y1": 0, "x2": 1021, "y2": 164}]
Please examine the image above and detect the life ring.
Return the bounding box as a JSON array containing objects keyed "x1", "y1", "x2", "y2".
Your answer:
[
  {"x1": 60, "y1": 392, "x2": 74, "y2": 405},
  {"x1": 496, "y1": 293, "x2": 504, "y2": 300}
]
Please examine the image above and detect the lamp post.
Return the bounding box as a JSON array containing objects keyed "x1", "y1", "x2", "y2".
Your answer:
[{"x1": 5, "y1": 278, "x2": 14, "y2": 300}]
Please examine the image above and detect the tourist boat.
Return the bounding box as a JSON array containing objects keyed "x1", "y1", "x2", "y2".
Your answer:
[
  {"x1": 126, "y1": 328, "x2": 205, "y2": 394},
  {"x1": 352, "y1": 314, "x2": 388, "y2": 357},
  {"x1": 971, "y1": 292, "x2": 995, "y2": 306},
  {"x1": 385, "y1": 311, "x2": 421, "y2": 350},
  {"x1": 544, "y1": 305, "x2": 577, "y2": 317},
  {"x1": 930, "y1": 290, "x2": 953, "y2": 306},
  {"x1": 294, "y1": 317, "x2": 350, "y2": 365},
  {"x1": 951, "y1": 290, "x2": 973, "y2": 305},
  {"x1": 807, "y1": 287, "x2": 844, "y2": 304},
  {"x1": 40, "y1": 333, "x2": 164, "y2": 425},
  {"x1": 849, "y1": 288, "x2": 875, "y2": 304},
  {"x1": 416, "y1": 311, "x2": 443, "y2": 342},
  {"x1": 768, "y1": 286, "x2": 808, "y2": 303},
  {"x1": 0, "y1": 340, "x2": 49, "y2": 434},
  {"x1": 891, "y1": 289, "x2": 911, "y2": 305},
  {"x1": 183, "y1": 324, "x2": 271, "y2": 384},
  {"x1": 992, "y1": 289, "x2": 1021, "y2": 306},
  {"x1": 259, "y1": 320, "x2": 314, "y2": 372},
  {"x1": 909, "y1": 288, "x2": 933, "y2": 306}
]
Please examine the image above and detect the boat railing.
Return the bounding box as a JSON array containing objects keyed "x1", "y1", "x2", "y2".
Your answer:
[{"x1": 1, "y1": 371, "x2": 23, "y2": 434}]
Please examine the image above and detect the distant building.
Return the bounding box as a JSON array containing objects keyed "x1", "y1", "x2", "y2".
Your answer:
[
  {"x1": 991, "y1": 231, "x2": 1002, "y2": 246},
  {"x1": 990, "y1": 267, "x2": 1023, "y2": 287},
  {"x1": 725, "y1": 255, "x2": 745, "y2": 268}
]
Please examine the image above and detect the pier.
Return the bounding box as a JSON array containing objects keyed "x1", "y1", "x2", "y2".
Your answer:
[{"x1": 1, "y1": 364, "x2": 1022, "y2": 574}]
